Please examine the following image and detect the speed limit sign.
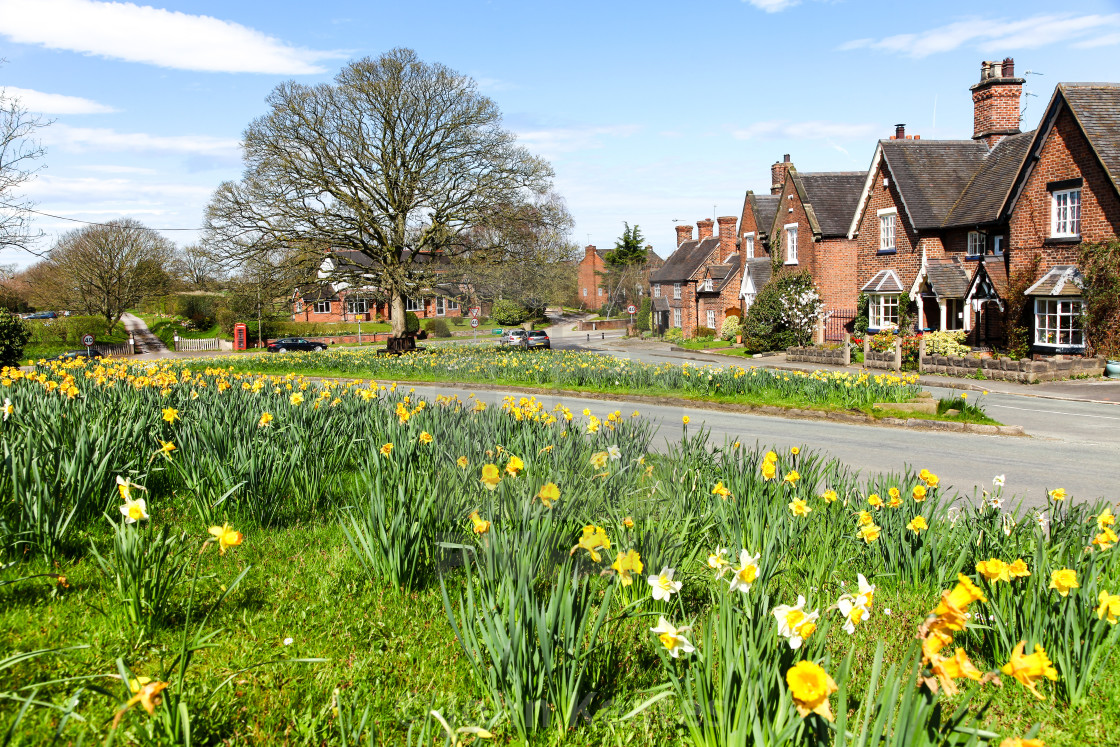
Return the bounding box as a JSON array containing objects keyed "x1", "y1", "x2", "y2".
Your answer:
[
  {"x1": 470, "y1": 318, "x2": 479, "y2": 328},
  {"x1": 82, "y1": 334, "x2": 95, "y2": 347},
  {"x1": 627, "y1": 304, "x2": 637, "y2": 315}
]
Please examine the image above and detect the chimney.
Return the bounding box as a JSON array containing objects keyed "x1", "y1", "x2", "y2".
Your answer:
[
  {"x1": 697, "y1": 218, "x2": 714, "y2": 241},
  {"x1": 970, "y1": 57, "x2": 1023, "y2": 149},
  {"x1": 716, "y1": 216, "x2": 737, "y2": 263},
  {"x1": 771, "y1": 154, "x2": 791, "y2": 195},
  {"x1": 894, "y1": 123, "x2": 905, "y2": 139},
  {"x1": 675, "y1": 224, "x2": 694, "y2": 247},
  {"x1": 584, "y1": 244, "x2": 596, "y2": 259}
]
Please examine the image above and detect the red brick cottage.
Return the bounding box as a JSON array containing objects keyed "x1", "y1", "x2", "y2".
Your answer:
[
  {"x1": 651, "y1": 218, "x2": 740, "y2": 336},
  {"x1": 574, "y1": 244, "x2": 663, "y2": 310},
  {"x1": 736, "y1": 188, "x2": 779, "y2": 315}
]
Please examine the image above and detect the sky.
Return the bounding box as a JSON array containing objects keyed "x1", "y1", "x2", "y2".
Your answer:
[{"x1": 2, "y1": 0, "x2": 1119, "y2": 268}]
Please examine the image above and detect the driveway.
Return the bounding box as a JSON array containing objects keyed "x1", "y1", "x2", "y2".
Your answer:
[{"x1": 120, "y1": 313, "x2": 169, "y2": 355}]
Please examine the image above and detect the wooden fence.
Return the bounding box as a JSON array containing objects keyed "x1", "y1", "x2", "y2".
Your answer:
[{"x1": 175, "y1": 338, "x2": 221, "y2": 352}]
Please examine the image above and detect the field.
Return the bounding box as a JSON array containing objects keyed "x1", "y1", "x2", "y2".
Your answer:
[{"x1": 2, "y1": 357, "x2": 1116, "y2": 745}]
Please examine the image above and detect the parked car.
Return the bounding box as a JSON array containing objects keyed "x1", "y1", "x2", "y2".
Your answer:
[
  {"x1": 23, "y1": 311, "x2": 58, "y2": 320},
  {"x1": 46, "y1": 349, "x2": 103, "y2": 361},
  {"x1": 500, "y1": 329, "x2": 529, "y2": 346},
  {"x1": 525, "y1": 330, "x2": 551, "y2": 349},
  {"x1": 266, "y1": 337, "x2": 327, "y2": 353}
]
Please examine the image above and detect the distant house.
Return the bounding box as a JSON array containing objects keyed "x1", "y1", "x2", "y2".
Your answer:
[
  {"x1": 736, "y1": 189, "x2": 780, "y2": 315},
  {"x1": 574, "y1": 244, "x2": 663, "y2": 309},
  {"x1": 651, "y1": 218, "x2": 740, "y2": 336}
]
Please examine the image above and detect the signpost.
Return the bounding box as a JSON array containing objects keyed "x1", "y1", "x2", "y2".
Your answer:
[
  {"x1": 82, "y1": 334, "x2": 95, "y2": 356},
  {"x1": 627, "y1": 304, "x2": 636, "y2": 325},
  {"x1": 471, "y1": 317, "x2": 478, "y2": 345}
]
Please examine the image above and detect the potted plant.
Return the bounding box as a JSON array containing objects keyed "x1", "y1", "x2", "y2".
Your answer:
[{"x1": 1106, "y1": 359, "x2": 1120, "y2": 379}]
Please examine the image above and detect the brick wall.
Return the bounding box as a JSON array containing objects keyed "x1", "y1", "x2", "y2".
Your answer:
[
  {"x1": 816, "y1": 237, "x2": 858, "y2": 310},
  {"x1": 576, "y1": 245, "x2": 607, "y2": 307},
  {"x1": 854, "y1": 158, "x2": 926, "y2": 295},
  {"x1": 738, "y1": 194, "x2": 770, "y2": 260}
]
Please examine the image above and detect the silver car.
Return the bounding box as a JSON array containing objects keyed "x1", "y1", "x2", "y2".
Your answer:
[{"x1": 501, "y1": 329, "x2": 529, "y2": 346}]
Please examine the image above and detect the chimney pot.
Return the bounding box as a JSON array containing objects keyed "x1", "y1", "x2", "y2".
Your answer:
[
  {"x1": 697, "y1": 218, "x2": 715, "y2": 241},
  {"x1": 771, "y1": 156, "x2": 791, "y2": 195},
  {"x1": 895, "y1": 123, "x2": 906, "y2": 139},
  {"x1": 1002, "y1": 57, "x2": 1014, "y2": 77},
  {"x1": 972, "y1": 56, "x2": 1024, "y2": 147},
  {"x1": 783, "y1": 154, "x2": 791, "y2": 163},
  {"x1": 675, "y1": 224, "x2": 693, "y2": 247}
]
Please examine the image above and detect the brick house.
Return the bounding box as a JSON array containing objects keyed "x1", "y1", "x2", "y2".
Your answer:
[
  {"x1": 293, "y1": 250, "x2": 464, "y2": 324},
  {"x1": 849, "y1": 58, "x2": 1120, "y2": 355},
  {"x1": 766, "y1": 156, "x2": 864, "y2": 316},
  {"x1": 736, "y1": 189, "x2": 780, "y2": 315},
  {"x1": 650, "y1": 219, "x2": 728, "y2": 336},
  {"x1": 574, "y1": 244, "x2": 663, "y2": 309}
]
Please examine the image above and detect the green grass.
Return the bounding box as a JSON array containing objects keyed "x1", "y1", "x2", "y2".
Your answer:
[
  {"x1": 671, "y1": 339, "x2": 736, "y2": 350},
  {"x1": 23, "y1": 316, "x2": 129, "y2": 360}
]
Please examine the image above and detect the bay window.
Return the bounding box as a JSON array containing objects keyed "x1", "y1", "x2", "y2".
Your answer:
[
  {"x1": 1034, "y1": 298, "x2": 1084, "y2": 347},
  {"x1": 868, "y1": 294, "x2": 899, "y2": 330}
]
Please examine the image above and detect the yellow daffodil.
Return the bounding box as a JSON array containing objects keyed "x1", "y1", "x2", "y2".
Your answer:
[
  {"x1": 790, "y1": 446, "x2": 800, "y2": 455},
  {"x1": 537, "y1": 482, "x2": 560, "y2": 508},
  {"x1": 789, "y1": 498, "x2": 811, "y2": 517},
  {"x1": 1049, "y1": 488, "x2": 1067, "y2": 501},
  {"x1": 821, "y1": 489, "x2": 838, "y2": 503},
  {"x1": 786, "y1": 661, "x2": 838, "y2": 721},
  {"x1": 650, "y1": 616, "x2": 694, "y2": 658},
  {"x1": 1048, "y1": 568, "x2": 1078, "y2": 597},
  {"x1": 1001, "y1": 641, "x2": 1057, "y2": 700},
  {"x1": 912, "y1": 484, "x2": 928, "y2": 501},
  {"x1": 857, "y1": 523, "x2": 881, "y2": 544},
  {"x1": 998, "y1": 739, "x2": 1044, "y2": 747},
  {"x1": 1093, "y1": 527, "x2": 1118, "y2": 550},
  {"x1": 419, "y1": 431, "x2": 433, "y2": 445},
  {"x1": 379, "y1": 442, "x2": 393, "y2": 457},
  {"x1": 456, "y1": 456, "x2": 469, "y2": 469},
  {"x1": 156, "y1": 440, "x2": 175, "y2": 457},
  {"x1": 1007, "y1": 558, "x2": 1030, "y2": 578},
  {"x1": 711, "y1": 481, "x2": 731, "y2": 499},
  {"x1": 928, "y1": 647, "x2": 983, "y2": 696},
  {"x1": 589, "y1": 451, "x2": 609, "y2": 469},
  {"x1": 761, "y1": 461, "x2": 777, "y2": 481},
  {"x1": 290, "y1": 392, "x2": 304, "y2": 406},
  {"x1": 207, "y1": 523, "x2": 243, "y2": 555},
  {"x1": 571, "y1": 525, "x2": 610, "y2": 562},
  {"x1": 976, "y1": 558, "x2": 1011, "y2": 583},
  {"x1": 480, "y1": 463, "x2": 501, "y2": 490},
  {"x1": 784, "y1": 470, "x2": 801, "y2": 485},
  {"x1": 112, "y1": 680, "x2": 169, "y2": 727},
  {"x1": 888, "y1": 487, "x2": 900, "y2": 501},
  {"x1": 1097, "y1": 590, "x2": 1120, "y2": 624},
  {"x1": 856, "y1": 510, "x2": 873, "y2": 526},
  {"x1": 505, "y1": 455, "x2": 524, "y2": 476},
  {"x1": 1097, "y1": 506, "x2": 1116, "y2": 530},
  {"x1": 469, "y1": 510, "x2": 490, "y2": 535},
  {"x1": 611, "y1": 549, "x2": 643, "y2": 585},
  {"x1": 907, "y1": 515, "x2": 928, "y2": 533},
  {"x1": 257, "y1": 411, "x2": 273, "y2": 427},
  {"x1": 867, "y1": 493, "x2": 883, "y2": 509},
  {"x1": 622, "y1": 516, "x2": 634, "y2": 528},
  {"x1": 116, "y1": 475, "x2": 145, "y2": 503},
  {"x1": 161, "y1": 407, "x2": 179, "y2": 423},
  {"x1": 681, "y1": 415, "x2": 690, "y2": 425}
]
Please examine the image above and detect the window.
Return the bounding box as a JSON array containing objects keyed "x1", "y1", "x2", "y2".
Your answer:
[
  {"x1": 878, "y1": 209, "x2": 896, "y2": 253},
  {"x1": 673, "y1": 283, "x2": 681, "y2": 300},
  {"x1": 991, "y1": 235, "x2": 1004, "y2": 255},
  {"x1": 295, "y1": 302, "x2": 303, "y2": 314},
  {"x1": 945, "y1": 298, "x2": 964, "y2": 331},
  {"x1": 347, "y1": 298, "x2": 368, "y2": 314},
  {"x1": 700, "y1": 278, "x2": 713, "y2": 292},
  {"x1": 785, "y1": 224, "x2": 798, "y2": 264},
  {"x1": 967, "y1": 231, "x2": 985, "y2": 257},
  {"x1": 314, "y1": 300, "x2": 331, "y2": 314},
  {"x1": 582, "y1": 288, "x2": 588, "y2": 297},
  {"x1": 653, "y1": 285, "x2": 661, "y2": 298},
  {"x1": 406, "y1": 297, "x2": 424, "y2": 312},
  {"x1": 743, "y1": 232, "x2": 755, "y2": 259},
  {"x1": 706, "y1": 310, "x2": 716, "y2": 329},
  {"x1": 868, "y1": 295, "x2": 899, "y2": 330},
  {"x1": 1034, "y1": 298, "x2": 1084, "y2": 346},
  {"x1": 597, "y1": 287, "x2": 603, "y2": 297},
  {"x1": 435, "y1": 297, "x2": 446, "y2": 316},
  {"x1": 447, "y1": 299, "x2": 459, "y2": 310},
  {"x1": 1051, "y1": 188, "x2": 1081, "y2": 237},
  {"x1": 673, "y1": 308, "x2": 682, "y2": 328}
]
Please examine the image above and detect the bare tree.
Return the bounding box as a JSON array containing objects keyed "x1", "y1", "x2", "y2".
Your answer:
[
  {"x1": 203, "y1": 48, "x2": 556, "y2": 345},
  {"x1": 0, "y1": 78, "x2": 49, "y2": 253},
  {"x1": 36, "y1": 219, "x2": 174, "y2": 331},
  {"x1": 173, "y1": 243, "x2": 223, "y2": 290}
]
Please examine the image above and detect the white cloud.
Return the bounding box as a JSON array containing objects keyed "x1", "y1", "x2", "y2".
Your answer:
[
  {"x1": 840, "y1": 13, "x2": 1120, "y2": 58},
  {"x1": 23, "y1": 174, "x2": 213, "y2": 203},
  {"x1": 743, "y1": 0, "x2": 799, "y2": 12},
  {"x1": 0, "y1": 0, "x2": 345, "y2": 74},
  {"x1": 76, "y1": 164, "x2": 158, "y2": 175},
  {"x1": 732, "y1": 120, "x2": 880, "y2": 141},
  {"x1": 515, "y1": 124, "x2": 640, "y2": 157},
  {"x1": 42, "y1": 124, "x2": 240, "y2": 159},
  {"x1": 0, "y1": 86, "x2": 115, "y2": 114}
]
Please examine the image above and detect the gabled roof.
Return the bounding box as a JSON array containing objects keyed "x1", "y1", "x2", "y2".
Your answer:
[
  {"x1": 879, "y1": 140, "x2": 990, "y2": 229},
  {"x1": 652, "y1": 296, "x2": 670, "y2": 312},
  {"x1": 910, "y1": 258, "x2": 970, "y2": 300},
  {"x1": 295, "y1": 283, "x2": 339, "y2": 302},
  {"x1": 741, "y1": 258, "x2": 773, "y2": 298},
  {"x1": 944, "y1": 132, "x2": 1034, "y2": 227},
  {"x1": 1062, "y1": 83, "x2": 1120, "y2": 195},
  {"x1": 965, "y1": 259, "x2": 1010, "y2": 306},
  {"x1": 651, "y1": 237, "x2": 718, "y2": 283},
  {"x1": 745, "y1": 192, "x2": 780, "y2": 239},
  {"x1": 861, "y1": 268, "x2": 903, "y2": 294},
  {"x1": 796, "y1": 172, "x2": 866, "y2": 237},
  {"x1": 1025, "y1": 265, "x2": 1084, "y2": 296}
]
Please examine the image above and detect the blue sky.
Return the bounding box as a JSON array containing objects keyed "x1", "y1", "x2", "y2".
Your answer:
[{"x1": 2, "y1": 0, "x2": 1119, "y2": 267}]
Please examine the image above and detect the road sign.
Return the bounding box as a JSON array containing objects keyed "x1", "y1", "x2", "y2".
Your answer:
[
  {"x1": 470, "y1": 318, "x2": 479, "y2": 328},
  {"x1": 82, "y1": 334, "x2": 95, "y2": 347},
  {"x1": 627, "y1": 304, "x2": 637, "y2": 315},
  {"x1": 470, "y1": 307, "x2": 480, "y2": 318}
]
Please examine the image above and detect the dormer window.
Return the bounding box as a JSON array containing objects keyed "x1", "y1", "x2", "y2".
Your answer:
[
  {"x1": 967, "y1": 231, "x2": 986, "y2": 258},
  {"x1": 700, "y1": 278, "x2": 713, "y2": 292}
]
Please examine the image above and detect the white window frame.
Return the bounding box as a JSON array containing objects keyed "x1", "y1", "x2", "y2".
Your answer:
[
  {"x1": 435, "y1": 297, "x2": 446, "y2": 316},
  {"x1": 967, "y1": 231, "x2": 985, "y2": 258},
  {"x1": 447, "y1": 298, "x2": 459, "y2": 310},
  {"x1": 743, "y1": 232, "x2": 755, "y2": 259},
  {"x1": 868, "y1": 294, "x2": 899, "y2": 330},
  {"x1": 406, "y1": 297, "x2": 424, "y2": 313},
  {"x1": 784, "y1": 224, "x2": 798, "y2": 264},
  {"x1": 597, "y1": 287, "x2": 603, "y2": 297},
  {"x1": 347, "y1": 298, "x2": 368, "y2": 314},
  {"x1": 673, "y1": 283, "x2": 681, "y2": 300},
  {"x1": 653, "y1": 285, "x2": 661, "y2": 298},
  {"x1": 991, "y1": 235, "x2": 1004, "y2": 255},
  {"x1": 944, "y1": 298, "x2": 965, "y2": 331},
  {"x1": 314, "y1": 300, "x2": 331, "y2": 314},
  {"x1": 673, "y1": 308, "x2": 682, "y2": 328},
  {"x1": 877, "y1": 208, "x2": 897, "y2": 253},
  {"x1": 1034, "y1": 298, "x2": 1084, "y2": 347},
  {"x1": 700, "y1": 278, "x2": 713, "y2": 292},
  {"x1": 706, "y1": 310, "x2": 716, "y2": 329},
  {"x1": 582, "y1": 287, "x2": 588, "y2": 297},
  {"x1": 1051, "y1": 188, "x2": 1081, "y2": 238}
]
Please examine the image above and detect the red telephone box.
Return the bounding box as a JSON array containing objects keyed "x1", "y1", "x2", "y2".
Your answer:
[{"x1": 234, "y1": 323, "x2": 248, "y2": 351}]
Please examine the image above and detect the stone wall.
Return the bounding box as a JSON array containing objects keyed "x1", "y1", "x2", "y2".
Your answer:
[
  {"x1": 864, "y1": 349, "x2": 899, "y2": 370},
  {"x1": 920, "y1": 354, "x2": 1105, "y2": 382},
  {"x1": 786, "y1": 346, "x2": 847, "y2": 366}
]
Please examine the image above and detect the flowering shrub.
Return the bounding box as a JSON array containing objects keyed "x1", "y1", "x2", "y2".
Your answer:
[
  {"x1": 719, "y1": 315, "x2": 740, "y2": 341},
  {"x1": 923, "y1": 330, "x2": 972, "y2": 357}
]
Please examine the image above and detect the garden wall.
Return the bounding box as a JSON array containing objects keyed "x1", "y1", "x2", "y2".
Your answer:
[
  {"x1": 576, "y1": 319, "x2": 628, "y2": 331},
  {"x1": 920, "y1": 354, "x2": 1106, "y2": 383},
  {"x1": 786, "y1": 346, "x2": 848, "y2": 366},
  {"x1": 864, "y1": 349, "x2": 901, "y2": 370}
]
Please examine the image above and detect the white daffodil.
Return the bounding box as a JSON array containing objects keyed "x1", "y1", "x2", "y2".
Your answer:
[
  {"x1": 854, "y1": 573, "x2": 875, "y2": 609},
  {"x1": 728, "y1": 549, "x2": 760, "y2": 594},
  {"x1": 993, "y1": 474, "x2": 1006, "y2": 488},
  {"x1": 2, "y1": 398, "x2": 12, "y2": 421},
  {"x1": 836, "y1": 594, "x2": 870, "y2": 635},
  {"x1": 607, "y1": 445, "x2": 622, "y2": 461},
  {"x1": 707, "y1": 547, "x2": 731, "y2": 578},
  {"x1": 649, "y1": 616, "x2": 694, "y2": 658},
  {"x1": 119, "y1": 496, "x2": 149, "y2": 524},
  {"x1": 115, "y1": 475, "x2": 146, "y2": 503},
  {"x1": 771, "y1": 595, "x2": 820, "y2": 650},
  {"x1": 647, "y1": 567, "x2": 682, "y2": 601},
  {"x1": 988, "y1": 494, "x2": 1005, "y2": 510}
]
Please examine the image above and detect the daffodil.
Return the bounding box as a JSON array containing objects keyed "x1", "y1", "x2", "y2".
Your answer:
[
  {"x1": 207, "y1": 523, "x2": 243, "y2": 555},
  {"x1": 681, "y1": 415, "x2": 690, "y2": 425},
  {"x1": 456, "y1": 456, "x2": 469, "y2": 469},
  {"x1": 786, "y1": 661, "x2": 837, "y2": 721},
  {"x1": 611, "y1": 549, "x2": 643, "y2": 585},
  {"x1": 976, "y1": 558, "x2": 1011, "y2": 583},
  {"x1": 161, "y1": 407, "x2": 179, "y2": 423},
  {"x1": 120, "y1": 495, "x2": 149, "y2": 523},
  {"x1": 380, "y1": 442, "x2": 393, "y2": 457},
  {"x1": 857, "y1": 523, "x2": 881, "y2": 543},
  {"x1": 772, "y1": 595, "x2": 819, "y2": 649},
  {"x1": 156, "y1": 440, "x2": 175, "y2": 458},
  {"x1": 116, "y1": 475, "x2": 146, "y2": 503},
  {"x1": 469, "y1": 510, "x2": 490, "y2": 535},
  {"x1": 607, "y1": 445, "x2": 621, "y2": 460},
  {"x1": 480, "y1": 463, "x2": 501, "y2": 490},
  {"x1": 1049, "y1": 488, "x2": 1067, "y2": 501},
  {"x1": 650, "y1": 616, "x2": 694, "y2": 658},
  {"x1": 1093, "y1": 526, "x2": 1118, "y2": 551},
  {"x1": 837, "y1": 594, "x2": 869, "y2": 634},
  {"x1": 1097, "y1": 590, "x2": 1120, "y2": 624},
  {"x1": 928, "y1": 647, "x2": 983, "y2": 696},
  {"x1": 728, "y1": 549, "x2": 760, "y2": 594},
  {"x1": 419, "y1": 431, "x2": 433, "y2": 445},
  {"x1": 907, "y1": 515, "x2": 928, "y2": 533},
  {"x1": 1098, "y1": 506, "x2": 1116, "y2": 530},
  {"x1": 867, "y1": 493, "x2": 883, "y2": 509},
  {"x1": 1007, "y1": 558, "x2": 1030, "y2": 578},
  {"x1": 707, "y1": 547, "x2": 731, "y2": 578},
  {"x1": 589, "y1": 451, "x2": 609, "y2": 469},
  {"x1": 1001, "y1": 641, "x2": 1057, "y2": 700},
  {"x1": 290, "y1": 392, "x2": 304, "y2": 406},
  {"x1": 789, "y1": 498, "x2": 811, "y2": 517},
  {"x1": 912, "y1": 484, "x2": 928, "y2": 501},
  {"x1": 761, "y1": 461, "x2": 777, "y2": 481},
  {"x1": 112, "y1": 680, "x2": 169, "y2": 727},
  {"x1": 571, "y1": 525, "x2": 610, "y2": 562},
  {"x1": 537, "y1": 482, "x2": 560, "y2": 508},
  {"x1": 993, "y1": 474, "x2": 1006, "y2": 487},
  {"x1": 784, "y1": 470, "x2": 800, "y2": 485},
  {"x1": 1048, "y1": 568, "x2": 1078, "y2": 597},
  {"x1": 622, "y1": 516, "x2": 634, "y2": 528},
  {"x1": 647, "y1": 567, "x2": 682, "y2": 601},
  {"x1": 790, "y1": 446, "x2": 800, "y2": 455},
  {"x1": 711, "y1": 481, "x2": 731, "y2": 499},
  {"x1": 504, "y1": 455, "x2": 524, "y2": 476},
  {"x1": 821, "y1": 489, "x2": 838, "y2": 503},
  {"x1": 2, "y1": 398, "x2": 12, "y2": 420}
]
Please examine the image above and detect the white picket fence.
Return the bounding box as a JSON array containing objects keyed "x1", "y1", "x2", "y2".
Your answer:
[{"x1": 175, "y1": 337, "x2": 221, "y2": 352}]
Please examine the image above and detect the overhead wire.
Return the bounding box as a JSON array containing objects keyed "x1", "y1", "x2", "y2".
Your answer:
[{"x1": 0, "y1": 202, "x2": 200, "y2": 231}]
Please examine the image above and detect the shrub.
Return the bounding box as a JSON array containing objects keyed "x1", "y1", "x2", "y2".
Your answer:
[
  {"x1": 491, "y1": 299, "x2": 530, "y2": 326},
  {"x1": 404, "y1": 311, "x2": 420, "y2": 335},
  {"x1": 451, "y1": 316, "x2": 466, "y2": 326},
  {"x1": 424, "y1": 318, "x2": 451, "y2": 338},
  {"x1": 637, "y1": 298, "x2": 651, "y2": 332},
  {"x1": 664, "y1": 327, "x2": 683, "y2": 342},
  {"x1": 922, "y1": 330, "x2": 971, "y2": 357},
  {"x1": 720, "y1": 315, "x2": 740, "y2": 341},
  {"x1": 0, "y1": 309, "x2": 31, "y2": 366},
  {"x1": 174, "y1": 294, "x2": 220, "y2": 330},
  {"x1": 693, "y1": 326, "x2": 716, "y2": 340},
  {"x1": 741, "y1": 270, "x2": 823, "y2": 352}
]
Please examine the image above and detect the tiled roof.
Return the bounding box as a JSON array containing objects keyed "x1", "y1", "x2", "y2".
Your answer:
[
  {"x1": 861, "y1": 268, "x2": 903, "y2": 293},
  {"x1": 923, "y1": 258, "x2": 971, "y2": 299},
  {"x1": 742, "y1": 258, "x2": 773, "y2": 294},
  {"x1": 651, "y1": 237, "x2": 718, "y2": 282},
  {"x1": 750, "y1": 194, "x2": 780, "y2": 237},
  {"x1": 652, "y1": 296, "x2": 670, "y2": 312},
  {"x1": 798, "y1": 172, "x2": 866, "y2": 237},
  {"x1": 1058, "y1": 83, "x2": 1120, "y2": 196},
  {"x1": 296, "y1": 283, "x2": 339, "y2": 302},
  {"x1": 965, "y1": 259, "x2": 1010, "y2": 302},
  {"x1": 707, "y1": 265, "x2": 731, "y2": 280},
  {"x1": 945, "y1": 132, "x2": 1034, "y2": 227},
  {"x1": 1025, "y1": 265, "x2": 1084, "y2": 296},
  {"x1": 880, "y1": 140, "x2": 990, "y2": 229}
]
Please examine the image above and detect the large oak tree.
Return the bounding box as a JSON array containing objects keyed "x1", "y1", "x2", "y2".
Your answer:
[{"x1": 204, "y1": 48, "x2": 558, "y2": 338}]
